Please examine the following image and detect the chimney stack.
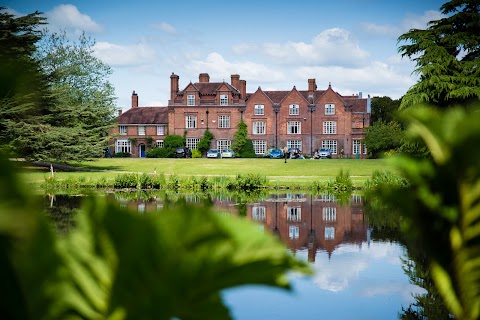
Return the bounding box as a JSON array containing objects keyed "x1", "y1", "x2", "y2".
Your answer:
[
  {"x1": 231, "y1": 74, "x2": 240, "y2": 90},
  {"x1": 308, "y1": 78, "x2": 316, "y2": 97},
  {"x1": 170, "y1": 72, "x2": 179, "y2": 101},
  {"x1": 199, "y1": 73, "x2": 210, "y2": 83},
  {"x1": 240, "y1": 79, "x2": 246, "y2": 99},
  {"x1": 131, "y1": 90, "x2": 138, "y2": 108}
]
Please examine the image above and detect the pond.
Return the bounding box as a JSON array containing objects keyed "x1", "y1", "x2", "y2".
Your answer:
[{"x1": 42, "y1": 191, "x2": 449, "y2": 319}]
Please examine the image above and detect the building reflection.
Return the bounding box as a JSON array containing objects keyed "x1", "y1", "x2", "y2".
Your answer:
[
  {"x1": 111, "y1": 192, "x2": 368, "y2": 261},
  {"x1": 247, "y1": 193, "x2": 368, "y2": 262}
]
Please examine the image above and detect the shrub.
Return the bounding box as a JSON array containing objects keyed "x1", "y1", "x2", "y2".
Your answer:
[
  {"x1": 191, "y1": 149, "x2": 202, "y2": 158},
  {"x1": 114, "y1": 152, "x2": 131, "y2": 158},
  {"x1": 114, "y1": 173, "x2": 138, "y2": 189},
  {"x1": 227, "y1": 174, "x2": 266, "y2": 192},
  {"x1": 146, "y1": 147, "x2": 170, "y2": 158},
  {"x1": 138, "y1": 173, "x2": 153, "y2": 189}
]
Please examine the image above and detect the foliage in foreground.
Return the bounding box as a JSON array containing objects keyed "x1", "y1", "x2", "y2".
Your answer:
[
  {"x1": 377, "y1": 105, "x2": 480, "y2": 320},
  {"x1": 0, "y1": 155, "x2": 311, "y2": 319}
]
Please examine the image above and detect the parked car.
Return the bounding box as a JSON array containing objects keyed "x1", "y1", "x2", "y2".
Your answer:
[
  {"x1": 175, "y1": 147, "x2": 192, "y2": 158},
  {"x1": 221, "y1": 149, "x2": 236, "y2": 158},
  {"x1": 263, "y1": 148, "x2": 274, "y2": 158},
  {"x1": 287, "y1": 147, "x2": 301, "y2": 159},
  {"x1": 318, "y1": 148, "x2": 332, "y2": 159},
  {"x1": 206, "y1": 149, "x2": 221, "y2": 158},
  {"x1": 269, "y1": 148, "x2": 284, "y2": 159}
]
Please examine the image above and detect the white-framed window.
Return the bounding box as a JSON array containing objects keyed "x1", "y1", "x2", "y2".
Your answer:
[
  {"x1": 319, "y1": 194, "x2": 336, "y2": 202},
  {"x1": 352, "y1": 194, "x2": 362, "y2": 204},
  {"x1": 287, "y1": 121, "x2": 301, "y2": 134},
  {"x1": 325, "y1": 227, "x2": 335, "y2": 240},
  {"x1": 353, "y1": 140, "x2": 361, "y2": 155},
  {"x1": 323, "y1": 207, "x2": 336, "y2": 222},
  {"x1": 325, "y1": 103, "x2": 335, "y2": 115},
  {"x1": 323, "y1": 121, "x2": 337, "y2": 134},
  {"x1": 289, "y1": 104, "x2": 299, "y2": 115},
  {"x1": 322, "y1": 140, "x2": 337, "y2": 154},
  {"x1": 217, "y1": 139, "x2": 231, "y2": 152},
  {"x1": 187, "y1": 94, "x2": 195, "y2": 106},
  {"x1": 253, "y1": 140, "x2": 267, "y2": 155},
  {"x1": 363, "y1": 142, "x2": 367, "y2": 155},
  {"x1": 252, "y1": 206, "x2": 266, "y2": 221},
  {"x1": 119, "y1": 125, "x2": 127, "y2": 135},
  {"x1": 186, "y1": 115, "x2": 197, "y2": 128},
  {"x1": 287, "y1": 140, "x2": 302, "y2": 150},
  {"x1": 289, "y1": 226, "x2": 299, "y2": 239},
  {"x1": 116, "y1": 139, "x2": 131, "y2": 154},
  {"x1": 220, "y1": 94, "x2": 228, "y2": 105},
  {"x1": 254, "y1": 104, "x2": 264, "y2": 115},
  {"x1": 253, "y1": 121, "x2": 266, "y2": 134},
  {"x1": 218, "y1": 115, "x2": 230, "y2": 128},
  {"x1": 138, "y1": 125, "x2": 146, "y2": 136},
  {"x1": 157, "y1": 125, "x2": 165, "y2": 135},
  {"x1": 156, "y1": 140, "x2": 164, "y2": 148},
  {"x1": 287, "y1": 207, "x2": 301, "y2": 221},
  {"x1": 186, "y1": 137, "x2": 200, "y2": 150}
]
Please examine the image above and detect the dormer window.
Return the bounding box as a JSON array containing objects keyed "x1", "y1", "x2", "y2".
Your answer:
[
  {"x1": 289, "y1": 104, "x2": 299, "y2": 115},
  {"x1": 325, "y1": 103, "x2": 335, "y2": 115},
  {"x1": 220, "y1": 94, "x2": 228, "y2": 105},
  {"x1": 187, "y1": 95, "x2": 195, "y2": 106}
]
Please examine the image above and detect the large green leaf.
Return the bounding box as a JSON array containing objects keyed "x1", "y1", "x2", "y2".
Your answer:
[
  {"x1": 0, "y1": 153, "x2": 311, "y2": 319},
  {"x1": 378, "y1": 105, "x2": 480, "y2": 319}
]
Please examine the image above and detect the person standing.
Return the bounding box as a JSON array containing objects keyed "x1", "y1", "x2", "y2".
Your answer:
[{"x1": 283, "y1": 146, "x2": 288, "y2": 163}]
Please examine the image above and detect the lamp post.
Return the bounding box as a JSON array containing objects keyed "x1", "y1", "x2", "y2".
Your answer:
[{"x1": 308, "y1": 105, "x2": 316, "y2": 157}]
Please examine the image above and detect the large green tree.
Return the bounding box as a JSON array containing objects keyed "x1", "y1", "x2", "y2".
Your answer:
[
  {"x1": 398, "y1": 0, "x2": 480, "y2": 109},
  {"x1": 0, "y1": 8, "x2": 48, "y2": 155},
  {"x1": 370, "y1": 96, "x2": 402, "y2": 124},
  {"x1": 0, "y1": 8, "x2": 117, "y2": 161}
]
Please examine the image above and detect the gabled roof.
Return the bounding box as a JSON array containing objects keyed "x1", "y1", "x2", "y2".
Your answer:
[
  {"x1": 180, "y1": 81, "x2": 240, "y2": 96},
  {"x1": 118, "y1": 107, "x2": 168, "y2": 124},
  {"x1": 262, "y1": 91, "x2": 291, "y2": 103},
  {"x1": 343, "y1": 97, "x2": 368, "y2": 112}
]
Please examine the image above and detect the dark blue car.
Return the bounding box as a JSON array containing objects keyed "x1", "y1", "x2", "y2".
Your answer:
[{"x1": 269, "y1": 148, "x2": 284, "y2": 159}]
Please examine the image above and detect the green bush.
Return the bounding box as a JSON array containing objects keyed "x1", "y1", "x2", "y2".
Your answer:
[
  {"x1": 138, "y1": 173, "x2": 153, "y2": 189},
  {"x1": 114, "y1": 173, "x2": 138, "y2": 189},
  {"x1": 191, "y1": 149, "x2": 202, "y2": 158},
  {"x1": 146, "y1": 147, "x2": 170, "y2": 158},
  {"x1": 227, "y1": 173, "x2": 266, "y2": 192},
  {"x1": 113, "y1": 152, "x2": 131, "y2": 158}
]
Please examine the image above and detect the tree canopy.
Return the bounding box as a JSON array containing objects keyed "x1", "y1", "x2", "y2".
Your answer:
[
  {"x1": 0, "y1": 8, "x2": 117, "y2": 161},
  {"x1": 398, "y1": 0, "x2": 480, "y2": 109}
]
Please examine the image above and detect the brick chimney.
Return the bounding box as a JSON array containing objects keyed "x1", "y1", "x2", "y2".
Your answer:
[
  {"x1": 170, "y1": 72, "x2": 179, "y2": 101},
  {"x1": 308, "y1": 78, "x2": 316, "y2": 97},
  {"x1": 231, "y1": 74, "x2": 240, "y2": 90},
  {"x1": 199, "y1": 73, "x2": 210, "y2": 83},
  {"x1": 240, "y1": 79, "x2": 246, "y2": 99},
  {"x1": 131, "y1": 90, "x2": 138, "y2": 108}
]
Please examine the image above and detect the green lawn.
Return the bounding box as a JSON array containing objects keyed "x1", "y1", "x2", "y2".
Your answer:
[{"x1": 19, "y1": 157, "x2": 394, "y2": 186}]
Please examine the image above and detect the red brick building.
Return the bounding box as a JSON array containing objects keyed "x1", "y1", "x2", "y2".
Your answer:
[{"x1": 110, "y1": 72, "x2": 370, "y2": 158}]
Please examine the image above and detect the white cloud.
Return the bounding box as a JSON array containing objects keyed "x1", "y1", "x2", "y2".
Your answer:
[
  {"x1": 361, "y1": 10, "x2": 445, "y2": 37},
  {"x1": 256, "y1": 28, "x2": 369, "y2": 67},
  {"x1": 187, "y1": 52, "x2": 286, "y2": 83},
  {"x1": 93, "y1": 41, "x2": 156, "y2": 67},
  {"x1": 46, "y1": 4, "x2": 103, "y2": 35},
  {"x1": 150, "y1": 22, "x2": 177, "y2": 34}
]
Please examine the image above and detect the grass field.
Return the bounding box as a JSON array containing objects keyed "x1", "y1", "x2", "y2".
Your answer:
[{"x1": 19, "y1": 157, "x2": 394, "y2": 187}]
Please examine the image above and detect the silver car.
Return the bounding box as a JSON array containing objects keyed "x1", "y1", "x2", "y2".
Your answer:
[
  {"x1": 207, "y1": 149, "x2": 221, "y2": 158},
  {"x1": 221, "y1": 149, "x2": 236, "y2": 158},
  {"x1": 318, "y1": 148, "x2": 332, "y2": 159}
]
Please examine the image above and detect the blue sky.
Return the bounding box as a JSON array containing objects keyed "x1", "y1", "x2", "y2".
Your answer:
[{"x1": 6, "y1": 0, "x2": 446, "y2": 110}]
